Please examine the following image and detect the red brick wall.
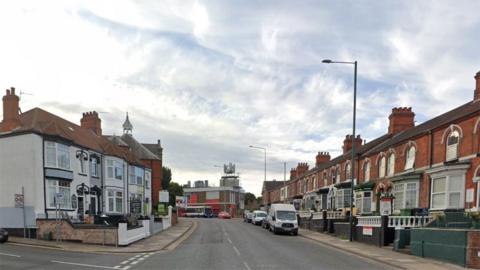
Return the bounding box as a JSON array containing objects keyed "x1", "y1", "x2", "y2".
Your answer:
[{"x1": 142, "y1": 159, "x2": 163, "y2": 208}]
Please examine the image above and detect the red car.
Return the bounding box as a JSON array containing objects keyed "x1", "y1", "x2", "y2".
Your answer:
[{"x1": 218, "y1": 211, "x2": 231, "y2": 219}]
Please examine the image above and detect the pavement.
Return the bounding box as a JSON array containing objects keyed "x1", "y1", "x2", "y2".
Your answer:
[
  {"x1": 7, "y1": 218, "x2": 195, "y2": 254},
  {"x1": 298, "y1": 228, "x2": 469, "y2": 270}
]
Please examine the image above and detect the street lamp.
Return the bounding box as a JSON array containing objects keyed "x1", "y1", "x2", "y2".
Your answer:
[
  {"x1": 249, "y1": 145, "x2": 266, "y2": 182},
  {"x1": 323, "y1": 59, "x2": 357, "y2": 242}
]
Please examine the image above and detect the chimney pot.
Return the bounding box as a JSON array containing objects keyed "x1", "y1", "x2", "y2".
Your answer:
[
  {"x1": 474, "y1": 71, "x2": 480, "y2": 100},
  {"x1": 1, "y1": 87, "x2": 21, "y2": 132},
  {"x1": 80, "y1": 110, "x2": 102, "y2": 136},
  {"x1": 388, "y1": 107, "x2": 415, "y2": 134}
]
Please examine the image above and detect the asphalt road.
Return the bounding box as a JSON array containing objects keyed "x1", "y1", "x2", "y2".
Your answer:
[{"x1": 0, "y1": 219, "x2": 392, "y2": 270}]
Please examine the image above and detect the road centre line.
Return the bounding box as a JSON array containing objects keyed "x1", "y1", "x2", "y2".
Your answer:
[
  {"x1": 227, "y1": 237, "x2": 232, "y2": 244},
  {"x1": 0, "y1": 252, "x2": 21, "y2": 258},
  {"x1": 243, "y1": 261, "x2": 253, "y2": 270},
  {"x1": 233, "y1": 246, "x2": 241, "y2": 256},
  {"x1": 51, "y1": 260, "x2": 117, "y2": 269}
]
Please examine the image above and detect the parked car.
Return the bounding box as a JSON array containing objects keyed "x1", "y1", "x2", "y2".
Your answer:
[
  {"x1": 0, "y1": 228, "x2": 8, "y2": 243},
  {"x1": 252, "y1": 210, "x2": 267, "y2": 225},
  {"x1": 245, "y1": 211, "x2": 254, "y2": 223},
  {"x1": 243, "y1": 210, "x2": 251, "y2": 222},
  {"x1": 267, "y1": 203, "x2": 298, "y2": 235},
  {"x1": 218, "y1": 211, "x2": 231, "y2": 219}
]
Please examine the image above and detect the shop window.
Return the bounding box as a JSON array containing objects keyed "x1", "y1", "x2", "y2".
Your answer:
[{"x1": 405, "y1": 146, "x2": 415, "y2": 170}]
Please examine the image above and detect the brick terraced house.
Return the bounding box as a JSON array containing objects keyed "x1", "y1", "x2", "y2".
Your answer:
[
  {"x1": 263, "y1": 71, "x2": 480, "y2": 216},
  {"x1": 0, "y1": 88, "x2": 162, "y2": 236}
]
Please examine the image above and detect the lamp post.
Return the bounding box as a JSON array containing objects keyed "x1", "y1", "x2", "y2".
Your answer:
[
  {"x1": 249, "y1": 145, "x2": 266, "y2": 182},
  {"x1": 322, "y1": 59, "x2": 357, "y2": 242}
]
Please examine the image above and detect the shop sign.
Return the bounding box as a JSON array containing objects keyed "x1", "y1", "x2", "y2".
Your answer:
[
  {"x1": 14, "y1": 194, "x2": 24, "y2": 208},
  {"x1": 159, "y1": 191, "x2": 169, "y2": 203},
  {"x1": 362, "y1": 226, "x2": 373, "y2": 236},
  {"x1": 380, "y1": 197, "x2": 392, "y2": 216}
]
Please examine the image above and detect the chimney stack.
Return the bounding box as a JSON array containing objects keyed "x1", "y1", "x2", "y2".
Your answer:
[
  {"x1": 343, "y1": 135, "x2": 363, "y2": 154},
  {"x1": 296, "y1": 162, "x2": 309, "y2": 176},
  {"x1": 80, "y1": 111, "x2": 102, "y2": 136},
  {"x1": 474, "y1": 71, "x2": 480, "y2": 101},
  {"x1": 388, "y1": 107, "x2": 415, "y2": 134},
  {"x1": 315, "y1": 152, "x2": 330, "y2": 167},
  {"x1": 290, "y1": 168, "x2": 297, "y2": 180},
  {"x1": 0, "y1": 87, "x2": 21, "y2": 132}
]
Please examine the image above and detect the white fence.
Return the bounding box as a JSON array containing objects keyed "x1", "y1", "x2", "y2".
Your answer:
[
  {"x1": 298, "y1": 210, "x2": 312, "y2": 218},
  {"x1": 118, "y1": 219, "x2": 151, "y2": 246},
  {"x1": 312, "y1": 212, "x2": 324, "y2": 220},
  {"x1": 327, "y1": 210, "x2": 345, "y2": 220},
  {"x1": 356, "y1": 216, "x2": 382, "y2": 227},
  {"x1": 387, "y1": 216, "x2": 433, "y2": 229}
]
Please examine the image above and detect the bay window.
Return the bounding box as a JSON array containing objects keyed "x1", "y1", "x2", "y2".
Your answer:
[
  {"x1": 355, "y1": 191, "x2": 372, "y2": 214},
  {"x1": 90, "y1": 156, "x2": 98, "y2": 177},
  {"x1": 336, "y1": 189, "x2": 351, "y2": 209},
  {"x1": 106, "y1": 159, "x2": 123, "y2": 180},
  {"x1": 379, "y1": 157, "x2": 386, "y2": 178},
  {"x1": 46, "y1": 179, "x2": 72, "y2": 209},
  {"x1": 431, "y1": 174, "x2": 464, "y2": 210},
  {"x1": 129, "y1": 165, "x2": 136, "y2": 184},
  {"x1": 446, "y1": 131, "x2": 460, "y2": 161},
  {"x1": 135, "y1": 167, "x2": 144, "y2": 185},
  {"x1": 107, "y1": 189, "x2": 124, "y2": 213},
  {"x1": 44, "y1": 142, "x2": 70, "y2": 170},
  {"x1": 393, "y1": 182, "x2": 418, "y2": 212},
  {"x1": 405, "y1": 146, "x2": 415, "y2": 170}
]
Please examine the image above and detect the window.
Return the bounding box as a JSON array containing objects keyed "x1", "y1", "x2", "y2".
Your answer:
[
  {"x1": 107, "y1": 160, "x2": 114, "y2": 178},
  {"x1": 431, "y1": 174, "x2": 464, "y2": 209},
  {"x1": 405, "y1": 146, "x2": 415, "y2": 170},
  {"x1": 379, "y1": 156, "x2": 386, "y2": 178},
  {"x1": 135, "y1": 167, "x2": 144, "y2": 185},
  {"x1": 335, "y1": 189, "x2": 351, "y2": 209},
  {"x1": 90, "y1": 157, "x2": 98, "y2": 177},
  {"x1": 364, "y1": 162, "x2": 370, "y2": 182},
  {"x1": 323, "y1": 172, "x2": 328, "y2": 186},
  {"x1": 345, "y1": 163, "x2": 351, "y2": 180},
  {"x1": 393, "y1": 182, "x2": 418, "y2": 212},
  {"x1": 115, "y1": 163, "x2": 123, "y2": 180},
  {"x1": 46, "y1": 180, "x2": 72, "y2": 209},
  {"x1": 355, "y1": 191, "x2": 372, "y2": 214},
  {"x1": 78, "y1": 153, "x2": 87, "y2": 174},
  {"x1": 129, "y1": 166, "x2": 135, "y2": 184},
  {"x1": 44, "y1": 142, "x2": 70, "y2": 170},
  {"x1": 446, "y1": 130, "x2": 460, "y2": 161},
  {"x1": 107, "y1": 190, "x2": 123, "y2": 213},
  {"x1": 334, "y1": 167, "x2": 341, "y2": 184},
  {"x1": 387, "y1": 154, "x2": 395, "y2": 176},
  {"x1": 313, "y1": 176, "x2": 317, "y2": 190}
]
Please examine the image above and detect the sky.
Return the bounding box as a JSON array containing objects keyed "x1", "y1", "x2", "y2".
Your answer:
[{"x1": 0, "y1": 1, "x2": 479, "y2": 196}]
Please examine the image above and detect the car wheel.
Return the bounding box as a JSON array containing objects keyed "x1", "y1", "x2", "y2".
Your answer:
[{"x1": 273, "y1": 227, "x2": 278, "y2": 235}]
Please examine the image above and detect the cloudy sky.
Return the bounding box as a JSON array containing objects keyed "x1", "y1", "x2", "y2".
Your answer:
[{"x1": 0, "y1": 1, "x2": 479, "y2": 196}]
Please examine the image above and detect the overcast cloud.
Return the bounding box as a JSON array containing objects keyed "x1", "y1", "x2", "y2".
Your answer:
[{"x1": 0, "y1": 0, "x2": 479, "y2": 196}]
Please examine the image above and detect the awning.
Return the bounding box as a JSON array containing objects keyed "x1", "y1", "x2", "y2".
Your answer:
[
  {"x1": 317, "y1": 187, "x2": 329, "y2": 194},
  {"x1": 334, "y1": 181, "x2": 352, "y2": 189},
  {"x1": 389, "y1": 172, "x2": 422, "y2": 182},
  {"x1": 354, "y1": 181, "x2": 375, "y2": 191}
]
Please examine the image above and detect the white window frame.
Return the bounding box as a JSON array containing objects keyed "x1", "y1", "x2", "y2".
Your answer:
[
  {"x1": 355, "y1": 191, "x2": 372, "y2": 215},
  {"x1": 405, "y1": 146, "x2": 415, "y2": 170},
  {"x1": 430, "y1": 174, "x2": 465, "y2": 210},
  {"x1": 44, "y1": 141, "x2": 71, "y2": 170},
  {"x1": 135, "y1": 167, "x2": 144, "y2": 185},
  {"x1": 446, "y1": 131, "x2": 460, "y2": 161},
  {"x1": 379, "y1": 157, "x2": 386, "y2": 178},
  {"x1": 393, "y1": 181, "x2": 419, "y2": 212},
  {"x1": 78, "y1": 154, "x2": 87, "y2": 175},
  {"x1": 364, "y1": 162, "x2": 370, "y2": 182},
  {"x1": 387, "y1": 154, "x2": 395, "y2": 176},
  {"x1": 145, "y1": 171, "x2": 151, "y2": 190},
  {"x1": 46, "y1": 179, "x2": 72, "y2": 209},
  {"x1": 90, "y1": 156, "x2": 98, "y2": 177},
  {"x1": 107, "y1": 189, "x2": 124, "y2": 213},
  {"x1": 335, "y1": 188, "x2": 351, "y2": 209}
]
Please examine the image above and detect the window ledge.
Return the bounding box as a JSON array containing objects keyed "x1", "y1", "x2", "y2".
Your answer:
[{"x1": 78, "y1": 173, "x2": 88, "y2": 176}]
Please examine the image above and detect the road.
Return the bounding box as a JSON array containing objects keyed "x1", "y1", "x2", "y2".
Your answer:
[{"x1": 1, "y1": 219, "x2": 392, "y2": 270}]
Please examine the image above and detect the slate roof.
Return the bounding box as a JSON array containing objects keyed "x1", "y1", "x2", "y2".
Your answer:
[{"x1": 263, "y1": 180, "x2": 286, "y2": 192}]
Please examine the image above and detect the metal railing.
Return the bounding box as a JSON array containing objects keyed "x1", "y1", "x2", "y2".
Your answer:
[
  {"x1": 387, "y1": 215, "x2": 433, "y2": 229},
  {"x1": 356, "y1": 216, "x2": 382, "y2": 227}
]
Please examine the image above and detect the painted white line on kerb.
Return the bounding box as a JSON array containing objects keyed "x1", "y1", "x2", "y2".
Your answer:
[
  {"x1": 51, "y1": 260, "x2": 117, "y2": 269},
  {"x1": 0, "y1": 252, "x2": 21, "y2": 258},
  {"x1": 233, "y1": 246, "x2": 241, "y2": 256},
  {"x1": 227, "y1": 237, "x2": 232, "y2": 244},
  {"x1": 243, "y1": 261, "x2": 252, "y2": 270}
]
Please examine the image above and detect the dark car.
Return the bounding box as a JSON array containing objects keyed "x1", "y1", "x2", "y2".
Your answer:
[{"x1": 0, "y1": 228, "x2": 8, "y2": 243}]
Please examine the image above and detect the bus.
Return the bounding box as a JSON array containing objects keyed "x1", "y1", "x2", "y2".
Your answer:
[{"x1": 184, "y1": 206, "x2": 213, "y2": 218}]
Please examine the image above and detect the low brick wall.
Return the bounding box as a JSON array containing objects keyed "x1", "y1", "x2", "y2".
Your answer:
[
  {"x1": 36, "y1": 219, "x2": 117, "y2": 245},
  {"x1": 333, "y1": 222, "x2": 351, "y2": 239},
  {"x1": 467, "y1": 230, "x2": 480, "y2": 268}
]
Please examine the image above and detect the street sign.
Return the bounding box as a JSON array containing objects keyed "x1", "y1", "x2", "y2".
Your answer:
[
  {"x1": 14, "y1": 194, "x2": 24, "y2": 208},
  {"x1": 159, "y1": 191, "x2": 169, "y2": 203},
  {"x1": 176, "y1": 196, "x2": 186, "y2": 208},
  {"x1": 55, "y1": 193, "x2": 64, "y2": 206}
]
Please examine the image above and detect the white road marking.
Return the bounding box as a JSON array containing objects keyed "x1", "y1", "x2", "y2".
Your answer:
[
  {"x1": 227, "y1": 237, "x2": 232, "y2": 244},
  {"x1": 119, "y1": 261, "x2": 129, "y2": 265},
  {"x1": 243, "y1": 261, "x2": 253, "y2": 270},
  {"x1": 233, "y1": 246, "x2": 241, "y2": 256},
  {"x1": 51, "y1": 260, "x2": 117, "y2": 269},
  {"x1": 131, "y1": 260, "x2": 139, "y2": 265},
  {"x1": 123, "y1": 266, "x2": 131, "y2": 270},
  {"x1": 0, "y1": 252, "x2": 21, "y2": 258}
]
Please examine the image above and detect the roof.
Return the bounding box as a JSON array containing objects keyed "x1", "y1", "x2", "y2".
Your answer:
[
  {"x1": 263, "y1": 181, "x2": 286, "y2": 192},
  {"x1": 0, "y1": 107, "x2": 144, "y2": 166},
  {"x1": 364, "y1": 100, "x2": 480, "y2": 156},
  {"x1": 118, "y1": 134, "x2": 160, "y2": 160},
  {"x1": 142, "y1": 142, "x2": 162, "y2": 159}
]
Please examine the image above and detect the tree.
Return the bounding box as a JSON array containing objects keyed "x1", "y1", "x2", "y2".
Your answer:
[
  {"x1": 245, "y1": 192, "x2": 256, "y2": 205},
  {"x1": 162, "y1": 166, "x2": 172, "y2": 190},
  {"x1": 168, "y1": 181, "x2": 183, "y2": 206},
  {"x1": 256, "y1": 196, "x2": 262, "y2": 205}
]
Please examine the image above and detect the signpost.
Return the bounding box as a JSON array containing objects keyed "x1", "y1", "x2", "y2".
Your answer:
[
  {"x1": 55, "y1": 193, "x2": 64, "y2": 243},
  {"x1": 159, "y1": 191, "x2": 169, "y2": 203},
  {"x1": 15, "y1": 187, "x2": 26, "y2": 237}
]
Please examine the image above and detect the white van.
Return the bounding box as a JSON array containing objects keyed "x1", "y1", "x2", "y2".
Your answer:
[{"x1": 267, "y1": 204, "x2": 298, "y2": 235}]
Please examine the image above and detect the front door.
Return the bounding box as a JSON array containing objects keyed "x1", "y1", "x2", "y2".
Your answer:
[
  {"x1": 78, "y1": 197, "x2": 84, "y2": 219},
  {"x1": 90, "y1": 196, "x2": 97, "y2": 215}
]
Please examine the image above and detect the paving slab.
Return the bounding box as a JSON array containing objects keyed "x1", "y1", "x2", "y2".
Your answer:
[
  {"x1": 299, "y1": 228, "x2": 472, "y2": 270},
  {"x1": 8, "y1": 218, "x2": 195, "y2": 254}
]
